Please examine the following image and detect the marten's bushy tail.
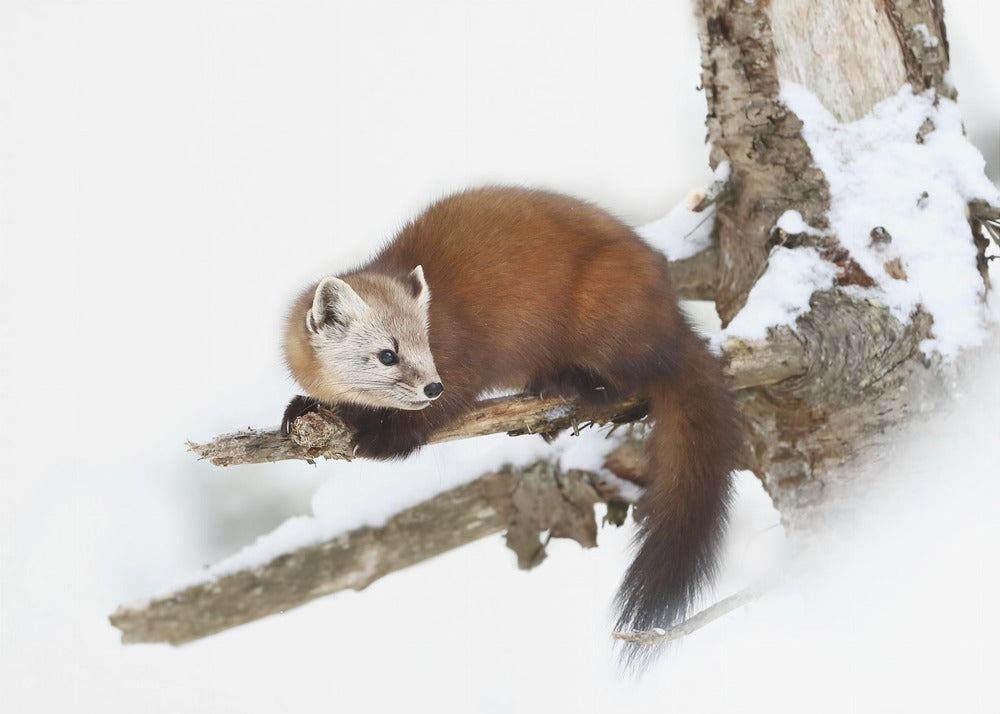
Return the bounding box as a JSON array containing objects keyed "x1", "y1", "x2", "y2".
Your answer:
[{"x1": 614, "y1": 335, "x2": 742, "y2": 670}]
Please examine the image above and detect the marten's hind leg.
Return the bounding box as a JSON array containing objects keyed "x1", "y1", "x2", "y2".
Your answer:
[{"x1": 528, "y1": 366, "x2": 625, "y2": 405}]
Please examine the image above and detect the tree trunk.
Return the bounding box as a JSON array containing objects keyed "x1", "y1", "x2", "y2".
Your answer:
[{"x1": 694, "y1": 0, "x2": 989, "y2": 529}]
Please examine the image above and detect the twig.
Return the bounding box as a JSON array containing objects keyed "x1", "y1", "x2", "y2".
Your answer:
[
  {"x1": 690, "y1": 178, "x2": 732, "y2": 212},
  {"x1": 612, "y1": 585, "x2": 763, "y2": 645}
]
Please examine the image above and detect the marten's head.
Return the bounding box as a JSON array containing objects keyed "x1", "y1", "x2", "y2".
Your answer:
[{"x1": 285, "y1": 266, "x2": 443, "y2": 410}]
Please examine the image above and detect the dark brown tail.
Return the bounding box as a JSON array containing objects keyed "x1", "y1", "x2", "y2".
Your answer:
[{"x1": 614, "y1": 335, "x2": 742, "y2": 670}]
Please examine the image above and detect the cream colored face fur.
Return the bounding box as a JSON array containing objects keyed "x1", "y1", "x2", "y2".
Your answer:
[{"x1": 298, "y1": 266, "x2": 442, "y2": 410}]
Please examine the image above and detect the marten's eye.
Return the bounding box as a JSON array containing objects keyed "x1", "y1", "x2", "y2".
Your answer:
[{"x1": 378, "y1": 349, "x2": 398, "y2": 366}]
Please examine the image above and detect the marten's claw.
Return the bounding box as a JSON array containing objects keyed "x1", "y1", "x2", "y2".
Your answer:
[{"x1": 281, "y1": 395, "x2": 320, "y2": 436}]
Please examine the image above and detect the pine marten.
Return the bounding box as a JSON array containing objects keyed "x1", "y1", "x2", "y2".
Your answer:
[{"x1": 281, "y1": 186, "x2": 741, "y2": 666}]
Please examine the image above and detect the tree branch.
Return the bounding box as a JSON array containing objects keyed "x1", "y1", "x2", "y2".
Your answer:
[
  {"x1": 109, "y1": 462, "x2": 625, "y2": 645},
  {"x1": 189, "y1": 332, "x2": 806, "y2": 467},
  {"x1": 612, "y1": 585, "x2": 763, "y2": 645},
  {"x1": 670, "y1": 240, "x2": 719, "y2": 301},
  {"x1": 668, "y1": 245, "x2": 719, "y2": 301}
]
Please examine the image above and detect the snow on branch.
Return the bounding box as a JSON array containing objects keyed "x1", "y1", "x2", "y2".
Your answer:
[
  {"x1": 110, "y1": 462, "x2": 626, "y2": 645},
  {"x1": 188, "y1": 332, "x2": 806, "y2": 468}
]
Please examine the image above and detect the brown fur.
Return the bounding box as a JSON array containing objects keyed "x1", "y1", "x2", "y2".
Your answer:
[{"x1": 284, "y1": 187, "x2": 742, "y2": 667}]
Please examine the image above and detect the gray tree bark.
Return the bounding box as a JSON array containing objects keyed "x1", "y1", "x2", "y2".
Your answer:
[{"x1": 696, "y1": 0, "x2": 989, "y2": 530}]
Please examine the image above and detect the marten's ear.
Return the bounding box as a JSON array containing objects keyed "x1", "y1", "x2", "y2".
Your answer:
[
  {"x1": 307, "y1": 277, "x2": 368, "y2": 333},
  {"x1": 405, "y1": 265, "x2": 430, "y2": 308}
]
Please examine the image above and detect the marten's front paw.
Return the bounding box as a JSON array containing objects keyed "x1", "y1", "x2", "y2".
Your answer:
[
  {"x1": 281, "y1": 395, "x2": 320, "y2": 436},
  {"x1": 343, "y1": 413, "x2": 423, "y2": 460},
  {"x1": 351, "y1": 426, "x2": 424, "y2": 460}
]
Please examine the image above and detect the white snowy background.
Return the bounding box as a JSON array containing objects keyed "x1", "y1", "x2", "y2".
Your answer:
[{"x1": 2, "y1": 1, "x2": 998, "y2": 712}]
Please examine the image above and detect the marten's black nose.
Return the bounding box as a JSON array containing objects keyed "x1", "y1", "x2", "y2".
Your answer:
[{"x1": 424, "y1": 382, "x2": 443, "y2": 399}]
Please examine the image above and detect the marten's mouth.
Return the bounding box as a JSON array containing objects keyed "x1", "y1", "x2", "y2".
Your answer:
[{"x1": 400, "y1": 399, "x2": 432, "y2": 410}]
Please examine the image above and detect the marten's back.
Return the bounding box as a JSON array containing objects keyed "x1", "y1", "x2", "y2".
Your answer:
[{"x1": 360, "y1": 187, "x2": 685, "y2": 395}]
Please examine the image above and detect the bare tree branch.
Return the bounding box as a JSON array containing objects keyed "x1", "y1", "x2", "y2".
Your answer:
[
  {"x1": 668, "y1": 245, "x2": 719, "y2": 301},
  {"x1": 612, "y1": 586, "x2": 763, "y2": 645},
  {"x1": 670, "y1": 240, "x2": 719, "y2": 301},
  {"x1": 189, "y1": 331, "x2": 807, "y2": 467}
]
